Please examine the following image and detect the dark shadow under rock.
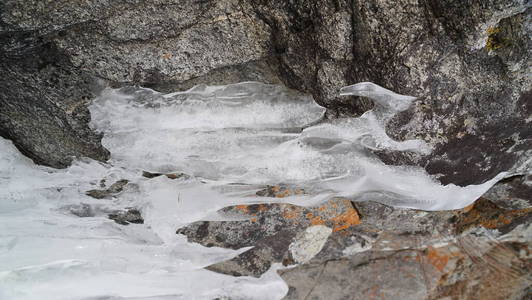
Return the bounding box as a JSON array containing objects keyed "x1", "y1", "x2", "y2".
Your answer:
[{"x1": 0, "y1": 40, "x2": 110, "y2": 168}]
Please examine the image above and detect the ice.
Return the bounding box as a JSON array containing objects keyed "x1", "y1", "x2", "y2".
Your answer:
[
  {"x1": 0, "y1": 138, "x2": 287, "y2": 300},
  {"x1": 339, "y1": 82, "x2": 416, "y2": 112},
  {"x1": 1, "y1": 81, "x2": 507, "y2": 299}
]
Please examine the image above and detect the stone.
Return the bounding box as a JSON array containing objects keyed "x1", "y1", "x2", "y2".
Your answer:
[
  {"x1": 1, "y1": 0, "x2": 530, "y2": 192},
  {"x1": 279, "y1": 199, "x2": 532, "y2": 300},
  {"x1": 142, "y1": 171, "x2": 190, "y2": 180},
  {"x1": 177, "y1": 198, "x2": 360, "y2": 250},
  {"x1": 452, "y1": 197, "x2": 532, "y2": 234},
  {"x1": 177, "y1": 198, "x2": 361, "y2": 276},
  {"x1": 280, "y1": 235, "x2": 531, "y2": 300},
  {"x1": 108, "y1": 208, "x2": 144, "y2": 226},
  {"x1": 482, "y1": 174, "x2": 532, "y2": 210},
  {"x1": 85, "y1": 179, "x2": 129, "y2": 199},
  {"x1": 289, "y1": 225, "x2": 332, "y2": 264}
]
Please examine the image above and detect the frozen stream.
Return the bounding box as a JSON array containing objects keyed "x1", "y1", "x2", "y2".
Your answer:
[{"x1": 0, "y1": 82, "x2": 504, "y2": 299}]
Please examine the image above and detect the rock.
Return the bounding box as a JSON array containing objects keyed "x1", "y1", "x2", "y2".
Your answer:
[
  {"x1": 280, "y1": 235, "x2": 531, "y2": 300},
  {"x1": 85, "y1": 179, "x2": 129, "y2": 199},
  {"x1": 177, "y1": 198, "x2": 360, "y2": 250},
  {"x1": 279, "y1": 199, "x2": 532, "y2": 300},
  {"x1": 178, "y1": 194, "x2": 530, "y2": 287},
  {"x1": 0, "y1": 42, "x2": 110, "y2": 168},
  {"x1": 142, "y1": 171, "x2": 190, "y2": 180},
  {"x1": 452, "y1": 197, "x2": 532, "y2": 234},
  {"x1": 280, "y1": 250, "x2": 434, "y2": 300},
  {"x1": 177, "y1": 198, "x2": 360, "y2": 276},
  {"x1": 108, "y1": 208, "x2": 144, "y2": 226},
  {"x1": 255, "y1": 0, "x2": 531, "y2": 186},
  {"x1": 288, "y1": 225, "x2": 332, "y2": 264},
  {"x1": 0, "y1": 0, "x2": 272, "y2": 167},
  {"x1": 2, "y1": 0, "x2": 530, "y2": 185},
  {"x1": 482, "y1": 174, "x2": 532, "y2": 209},
  {"x1": 206, "y1": 230, "x2": 297, "y2": 278}
]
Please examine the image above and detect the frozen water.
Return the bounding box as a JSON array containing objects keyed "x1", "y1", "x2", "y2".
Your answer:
[
  {"x1": 0, "y1": 82, "x2": 506, "y2": 299},
  {"x1": 0, "y1": 137, "x2": 287, "y2": 300}
]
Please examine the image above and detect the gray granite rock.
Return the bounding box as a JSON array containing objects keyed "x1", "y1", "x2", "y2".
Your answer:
[
  {"x1": 0, "y1": 0, "x2": 273, "y2": 167},
  {"x1": 1, "y1": 0, "x2": 530, "y2": 190},
  {"x1": 108, "y1": 208, "x2": 144, "y2": 226}
]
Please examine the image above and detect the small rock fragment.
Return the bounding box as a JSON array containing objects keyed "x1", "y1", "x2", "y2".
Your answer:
[
  {"x1": 289, "y1": 225, "x2": 332, "y2": 264},
  {"x1": 142, "y1": 171, "x2": 190, "y2": 180},
  {"x1": 108, "y1": 208, "x2": 144, "y2": 225},
  {"x1": 85, "y1": 179, "x2": 129, "y2": 199}
]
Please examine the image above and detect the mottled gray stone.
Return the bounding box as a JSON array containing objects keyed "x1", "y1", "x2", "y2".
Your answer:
[
  {"x1": 86, "y1": 179, "x2": 129, "y2": 199},
  {"x1": 108, "y1": 208, "x2": 144, "y2": 226},
  {"x1": 1, "y1": 0, "x2": 530, "y2": 189},
  {"x1": 0, "y1": 0, "x2": 272, "y2": 167}
]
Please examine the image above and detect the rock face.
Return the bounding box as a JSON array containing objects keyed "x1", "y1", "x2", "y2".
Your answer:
[
  {"x1": 176, "y1": 186, "x2": 531, "y2": 299},
  {"x1": 0, "y1": 0, "x2": 275, "y2": 167},
  {"x1": 1, "y1": 0, "x2": 530, "y2": 185},
  {"x1": 253, "y1": 0, "x2": 532, "y2": 186}
]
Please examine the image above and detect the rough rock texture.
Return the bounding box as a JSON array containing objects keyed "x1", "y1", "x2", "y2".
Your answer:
[
  {"x1": 0, "y1": 42, "x2": 110, "y2": 168},
  {"x1": 177, "y1": 197, "x2": 360, "y2": 277},
  {"x1": 176, "y1": 186, "x2": 531, "y2": 298},
  {"x1": 1, "y1": 0, "x2": 530, "y2": 188},
  {"x1": 251, "y1": 0, "x2": 531, "y2": 186},
  {"x1": 108, "y1": 208, "x2": 144, "y2": 226},
  {"x1": 0, "y1": 0, "x2": 275, "y2": 167}
]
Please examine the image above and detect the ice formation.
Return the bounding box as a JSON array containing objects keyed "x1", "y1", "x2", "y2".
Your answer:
[{"x1": 0, "y1": 82, "x2": 506, "y2": 299}]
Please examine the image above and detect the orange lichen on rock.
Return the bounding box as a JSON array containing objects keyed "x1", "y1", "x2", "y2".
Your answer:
[
  {"x1": 331, "y1": 206, "x2": 361, "y2": 232},
  {"x1": 454, "y1": 198, "x2": 532, "y2": 233},
  {"x1": 426, "y1": 246, "x2": 450, "y2": 272},
  {"x1": 235, "y1": 205, "x2": 249, "y2": 214},
  {"x1": 306, "y1": 212, "x2": 326, "y2": 226},
  {"x1": 282, "y1": 207, "x2": 301, "y2": 220}
]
